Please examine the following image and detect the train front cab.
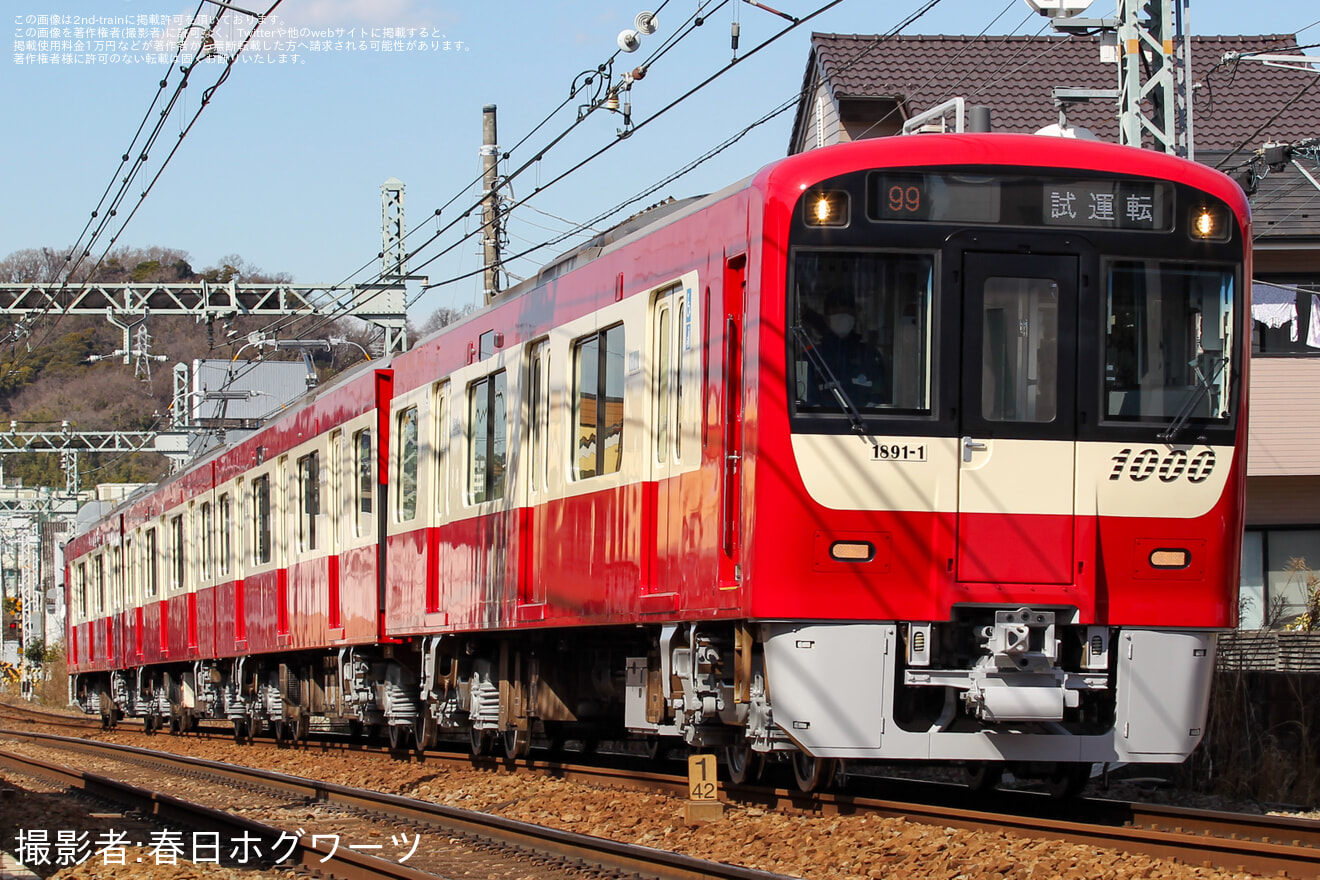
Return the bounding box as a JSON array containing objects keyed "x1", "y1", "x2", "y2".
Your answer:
[{"x1": 751, "y1": 136, "x2": 1249, "y2": 789}]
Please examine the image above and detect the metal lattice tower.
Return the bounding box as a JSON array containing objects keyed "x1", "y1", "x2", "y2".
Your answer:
[
  {"x1": 1041, "y1": 0, "x2": 1193, "y2": 157},
  {"x1": 382, "y1": 178, "x2": 407, "y2": 279},
  {"x1": 1117, "y1": 0, "x2": 1193, "y2": 157}
]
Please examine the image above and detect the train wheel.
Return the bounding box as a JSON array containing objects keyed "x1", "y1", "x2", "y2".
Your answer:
[
  {"x1": 414, "y1": 716, "x2": 436, "y2": 753},
  {"x1": 169, "y1": 714, "x2": 182, "y2": 736},
  {"x1": 294, "y1": 715, "x2": 311, "y2": 743},
  {"x1": 100, "y1": 714, "x2": 112, "y2": 731},
  {"x1": 469, "y1": 726, "x2": 489, "y2": 757},
  {"x1": 233, "y1": 718, "x2": 248, "y2": 744},
  {"x1": 273, "y1": 720, "x2": 291, "y2": 743},
  {"x1": 1045, "y1": 762, "x2": 1092, "y2": 799},
  {"x1": 791, "y1": 751, "x2": 835, "y2": 793},
  {"x1": 726, "y1": 744, "x2": 763, "y2": 786},
  {"x1": 501, "y1": 727, "x2": 528, "y2": 761},
  {"x1": 385, "y1": 723, "x2": 401, "y2": 751},
  {"x1": 965, "y1": 761, "x2": 1004, "y2": 793}
]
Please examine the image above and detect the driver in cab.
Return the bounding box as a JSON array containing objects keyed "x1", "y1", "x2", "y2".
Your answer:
[{"x1": 811, "y1": 289, "x2": 889, "y2": 408}]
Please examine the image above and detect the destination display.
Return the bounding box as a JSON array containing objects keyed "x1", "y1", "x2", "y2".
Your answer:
[{"x1": 866, "y1": 171, "x2": 1174, "y2": 231}]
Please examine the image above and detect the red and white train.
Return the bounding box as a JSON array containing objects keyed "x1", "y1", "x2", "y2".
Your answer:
[{"x1": 66, "y1": 133, "x2": 1249, "y2": 793}]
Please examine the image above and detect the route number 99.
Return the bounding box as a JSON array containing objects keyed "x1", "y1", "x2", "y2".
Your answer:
[{"x1": 888, "y1": 185, "x2": 921, "y2": 215}]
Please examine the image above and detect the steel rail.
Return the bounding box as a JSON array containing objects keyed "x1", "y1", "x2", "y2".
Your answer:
[
  {"x1": 0, "y1": 731, "x2": 800, "y2": 880},
  {"x1": 5, "y1": 721, "x2": 1318, "y2": 877},
  {"x1": 0, "y1": 750, "x2": 439, "y2": 880}
]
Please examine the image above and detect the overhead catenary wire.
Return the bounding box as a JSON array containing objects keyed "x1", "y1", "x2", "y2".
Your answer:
[
  {"x1": 242, "y1": 0, "x2": 763, "y2": 345},
  {"x1": 410, "y1": 0, "x2": 951, "y2": 297},
  {"x1": 5, "y1": 1, "x2": 287, "y2": 371},
  {"x1": 249, "y1": 0, "x2": 951, "y2": 359}
]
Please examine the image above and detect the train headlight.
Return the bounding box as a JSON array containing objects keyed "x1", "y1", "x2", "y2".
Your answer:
[
  {"x1": 804, "y1": 190, "x2": 849, "y2": 227},
  {"x1": 1189, "y1": 204, "x2": 1230, "y2": 241}
]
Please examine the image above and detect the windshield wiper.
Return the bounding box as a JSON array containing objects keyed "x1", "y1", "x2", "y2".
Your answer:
[
  {"x1": 791, "y1": 324, "x2": 878, "y2": 452},
  {"x1": 1159, "y1": 355, "x2": 1228, "y2": 443}
]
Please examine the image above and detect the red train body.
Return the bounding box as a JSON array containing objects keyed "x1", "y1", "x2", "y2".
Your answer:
[{"x1": 67, "y1": 134, "x2": 1249, "y2": 791}]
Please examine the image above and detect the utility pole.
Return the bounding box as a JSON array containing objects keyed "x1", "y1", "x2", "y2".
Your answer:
[{"x1": 481, "y1": 104, "x2": 502, "y2": 305}]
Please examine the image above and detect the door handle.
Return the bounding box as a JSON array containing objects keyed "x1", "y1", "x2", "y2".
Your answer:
[{"x1": 961, "y1": 436, "x2": 988, "y2": 462}]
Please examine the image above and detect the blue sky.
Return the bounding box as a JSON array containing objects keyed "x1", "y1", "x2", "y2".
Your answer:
[{"x1": 4, "y1": 0, "x2": 1317, "y2": 325}]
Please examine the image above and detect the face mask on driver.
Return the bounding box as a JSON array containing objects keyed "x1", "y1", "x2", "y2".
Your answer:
[{"x1": 829, "y1": 313, "x2": 855, "y2": 337}]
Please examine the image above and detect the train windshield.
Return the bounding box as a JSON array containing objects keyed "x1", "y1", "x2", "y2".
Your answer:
[
  {"x1": 1103, "y1": 260, "x2": 1236, "y2": 425},
  {"x1": 790, "y1": 251, "x2": 934, "y2": 416}
]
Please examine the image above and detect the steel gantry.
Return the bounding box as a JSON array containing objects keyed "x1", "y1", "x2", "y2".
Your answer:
[
  {"x1": 0, "y1": 426, "x2": 189, "y2": 495},
  {"x1": 0, "y1": 278, "x2": 408, "y2": 357}
]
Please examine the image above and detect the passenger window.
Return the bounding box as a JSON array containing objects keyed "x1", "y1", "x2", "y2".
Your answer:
[
  {"x1": 218, "y1": 495, "x2": 231, "y2": 575},
  {"x1": 299, "y1": 451, "x2": 321, "y2": 548},
  {"x1": 145, "y1": 528, "x2": 159, "y2": 598},
  {"x1": 528, "y1": 344, "x2": 549, "y2": 495},
  {"x1": 396, "y1": 407, "x2": 419, "y2": 521},
  {"x1": 200, "y1": 502, "x2": 213, "y2": 581},
  {"x1": 170, "y1": 514, "x2": 186, "y2": 591},
  {"x1": 467, "y1": 371, "x2": 508, "y2": 504},
  {"x1": 434, "y1": 388, "x2": 448, "y2": 516},
  {"x1": 573, "y1": 324, "x2": 625, "y2": 479},
  {"x1": 125, "y1": 536, "x2": 136, "y2": 605},
  {"x1": 355, "y1": 429, "x2": 373, "y2": 537},
  {"x1": 655, "y1": 305, "x2": 670, "y2": 463},
  {"x1": 253, "y1": 475, "x2": 272, "y2": 564},
  {"x1": 94, "y1": 555, "x2": 105, "y2": 613}
]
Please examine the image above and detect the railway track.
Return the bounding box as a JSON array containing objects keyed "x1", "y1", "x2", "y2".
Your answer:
[
  {"x1": 3, "y1": 713, "x2": 1318, "y2": 878},
  {"x1": 0, "y1": 731, "x2": 798, "y2": 880}
]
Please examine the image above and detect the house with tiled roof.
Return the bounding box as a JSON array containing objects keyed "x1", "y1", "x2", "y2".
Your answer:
[{"x1": 790, "y1": 32, "x2": 1320, "y2": 628}]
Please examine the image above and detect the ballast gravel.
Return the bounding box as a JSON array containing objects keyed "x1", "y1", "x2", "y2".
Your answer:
[{"x1": 0, "y1": 728, "x2": 1276, "y2": 880}]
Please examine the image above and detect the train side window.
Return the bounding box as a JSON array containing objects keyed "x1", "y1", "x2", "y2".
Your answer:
[
  {"x1": 218, "y1": 494, "x2": 232, "y2": 576},
  {"x1": 299, "y1": 451, "x2": 321, "y2": 548},
  {"x1": 674, "y1": 300, "x2": 685, "y2": 461},
  {"x1": 78, "y1": 561, "x2": 87, "y2": 619},
  {"x1": 396, "y1": 407, "x2": 419, "y2": 521},
  {"x1": 94, "y1": 554, "x2": 105, "y2": 614},
  {"x1": 573, "y1": 324, "x2": 625, "y2": 479},
  {"x1": 434, "y1": 386, "x2": 448, "y2": 516},
  {"x1": 125, "y1": 536, "x2": 136, "y2": 606},
  {"x1": 253, "y1": 475, "x2": 272, "y2": 565},
  {"x1": 354, "y1": 429, "x2": 373, "y2": 537},
  {"x1": 467, "y1": 371, "x2": 508, "y2": 504},
  {"x1": 170, "y1": 514, "x2": 186, "y2": 591},
  {"x1": 655, "y1": 304, "x2": 670, "y2": 463},
  {"x1": 200, "y1": 502, "x2": 213, "y2": 581},
  {"x1": 328, "y1": 429, "x2": 342, "y2": 552},
  {"x1": 528, "y1": 343, "x2": 549, "y2": 495},
  {"x1": 145, "y1": 528, "x2": 159, "y2": 598},
  {"x1": 112, "y1": 545, "x2": 123, "y2": 612}
]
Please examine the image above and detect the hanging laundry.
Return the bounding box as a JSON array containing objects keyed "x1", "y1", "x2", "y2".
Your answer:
[
  {"x1": 1252, "y1": 282, "x2": 1298, "y2": 341},
  {"x1": 1309, "y1": 294, "x2": 1320, "y2": 349}
]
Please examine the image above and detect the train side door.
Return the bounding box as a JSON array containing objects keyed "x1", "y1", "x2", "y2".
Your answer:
[
  {"x1": 525, "y1": 341, "x2": 550, "y2": 607},
  {"x1": 719, "y1": 256, "x2": 746, "y2": 594},
  {"x1": 649, "y1": 289, "x2": 680, "y2": 597},
  {"x1": 957, "y1": 252, "x2": 1077, "y2": 585}
]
